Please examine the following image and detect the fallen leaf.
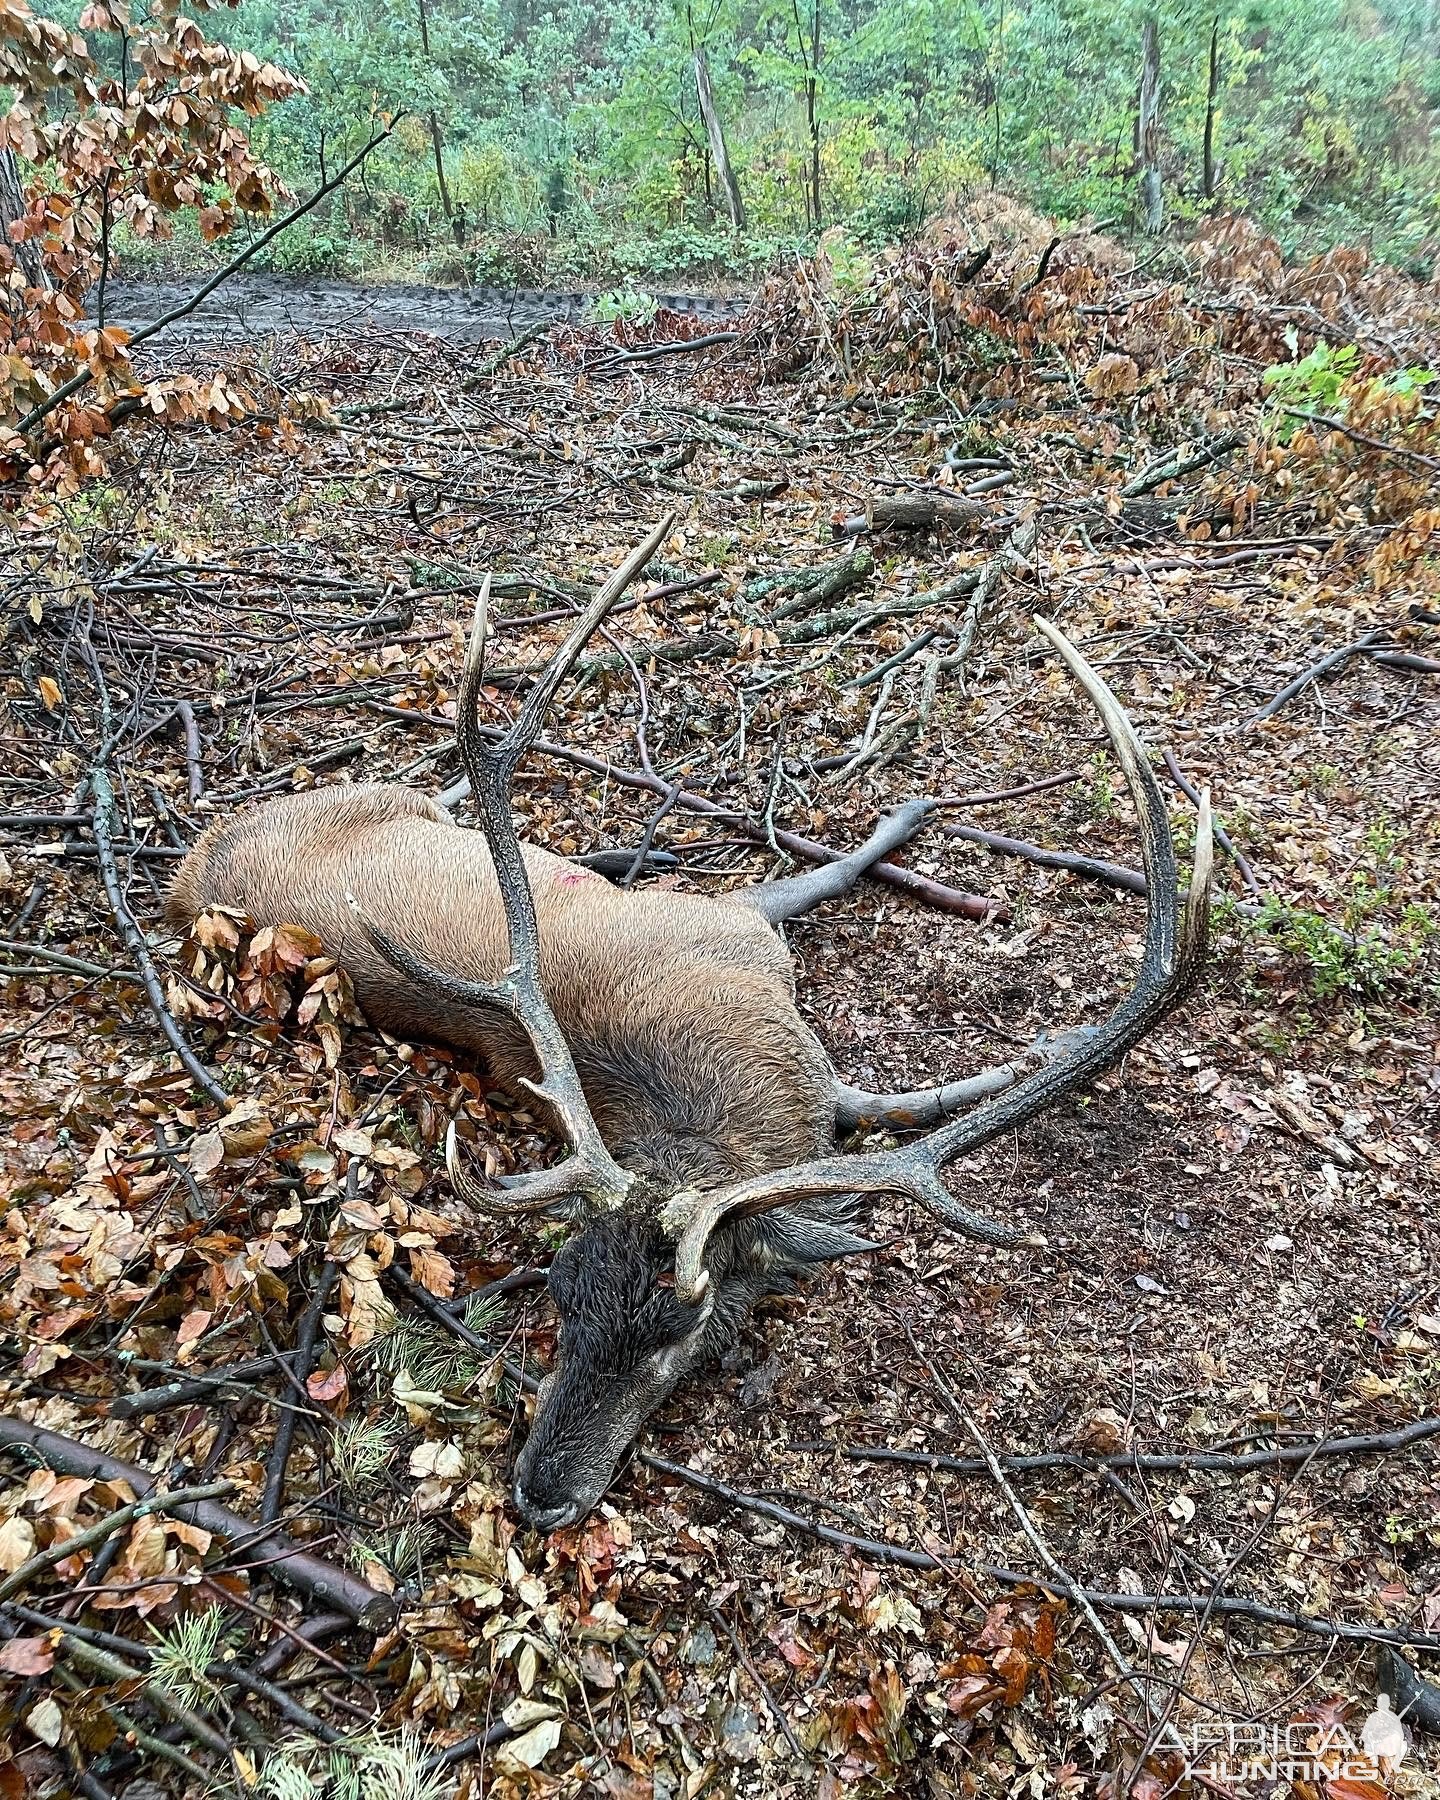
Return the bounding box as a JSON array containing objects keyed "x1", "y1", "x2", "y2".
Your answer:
[
  {"x1": 502, "y1": 1698, "x2": 562, "y2": 1730},
  {"x1": 409, "y1": 1438, "x2": 466, "y2": 1481},
  {"x1": 497, "y1": 1717, "x2": 562, "y2": 1770},
  {"x1": 175, "y1": 1307, "x2": 212, "y2": 1349},
  {"x1": 410, "y1": 1245, "x2": 455, "y2": 1298},
  {"x1": 0, "y1": 1514, "x2": 37, "y2": 1572},
  {"x1": 219, "y1": 1102, "x2": 271, "y2": 1159},
  {"x1": 0, "y1": 1635, "x2": 55, "y2": 1675},
  {"x1": 1073, "y1": 1406, "x2": 1130, "y2": 1453},
  {"x1": 25, "y1": 1695, "x2": 63, "y2": 1746},
  {"x1": 188, "y1": 1128, "x2": 224, "y2": 1179},
  {"x1": 307, "y1": 1364, "x2": 347, "y2": 1404},
  {"x1": 1085, "y1": 353, "x2": 1140, "y2": 399}
]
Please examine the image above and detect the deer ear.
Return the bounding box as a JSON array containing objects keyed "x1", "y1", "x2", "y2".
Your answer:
[{"x1": 748, "y1": 1211, "x2": 882, "y2": 1268}]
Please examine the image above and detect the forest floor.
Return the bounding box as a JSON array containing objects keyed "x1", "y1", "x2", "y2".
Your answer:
[{"x1": 3, "y1": 221, "x2": 1440, "y2": 1800}]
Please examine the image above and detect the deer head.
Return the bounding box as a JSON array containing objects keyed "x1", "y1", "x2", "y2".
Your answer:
[{"x1": 354, "y1": 522, "x2": 1213, "y2": 1531}]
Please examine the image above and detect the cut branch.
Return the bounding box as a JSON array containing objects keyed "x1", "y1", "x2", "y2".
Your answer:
[
  {"x1": 0, "y1": 1479, "x2": 235, "y2": 1604},
  {"x1": 794, "y1": 1413, "x2": 1440, "y2": 1478},
  {"x1": 424, "y1": 718, "x2": 997, "y2": 918},
  {"x1": 0, "y1": 1417, "x2": 397, "y2": 1630},
  {"x1": 638, "y1": 1452, "x2": 1440, "y2": 1650}
]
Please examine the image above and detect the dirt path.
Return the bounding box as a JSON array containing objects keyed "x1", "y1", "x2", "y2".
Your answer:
[{"x1": 89, "y1": 271, "x2": 743, "y2": 343}]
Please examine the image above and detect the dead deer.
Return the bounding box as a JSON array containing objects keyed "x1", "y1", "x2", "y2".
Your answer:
[{"x1": 168, "y1": 521, "x2": 1212, "y2": 1531}]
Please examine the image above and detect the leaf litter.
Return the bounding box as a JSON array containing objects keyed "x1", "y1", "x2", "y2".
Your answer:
[{"x1": 1, "y1": 213, "x2": 1438, "y2": 1796}]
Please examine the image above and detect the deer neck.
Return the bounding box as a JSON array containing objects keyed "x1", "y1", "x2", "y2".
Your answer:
[{"x1": 577, "y1": 1037, "x2": 834, "y2": 1194}]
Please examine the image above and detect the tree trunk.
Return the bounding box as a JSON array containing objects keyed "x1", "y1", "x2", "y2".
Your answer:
[
  {"x1": 428, "y1": 113, "x2": 460, "y2": 241},
  {"x1": 0, "y1": 148, "x2": 49, "y2": 291},
  {"x1": 1201, "y1": 16, "x2": 1220, "y2": 203},
  {"x1": 808, "y1": 0, "x2": 822, "y2": 229},
  {"x1": 415, "y1": 0, "x2": 458, "y2": 243},
  {"x1": 1137, "y1": 16, "x2": 1163, "y2": 234},
  {"x1": 693, "y1": 46, "x2": 746, "y2": 231}
]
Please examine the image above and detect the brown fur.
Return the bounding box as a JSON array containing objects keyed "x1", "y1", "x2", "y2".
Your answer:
[{"x1": 167, "y1": 784, "x2": 835, "y2": 1186}]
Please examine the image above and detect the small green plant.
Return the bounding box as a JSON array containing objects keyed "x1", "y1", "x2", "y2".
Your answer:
[
  {"x1": 1255, "y1": 887, "x2": 1436, "y2": 999},
  {"x1": 1263, "y1": 334, "x2": 1359, "y2": 416},
  {"x1": 265, "y1": 231, "x2": 355, "y2": 278},
  {"x1": 58, "y1": 483, "x2": 128, "y2": 533},
  {"x1": 1306, "y1": 763, "x2": 1342, "y2": 795},
  {"x1": 260, "y1": 1729, "x2": 449, "y2": 1800},
  {"x1": 1364, "y1": 820, "x2": 1403, "y2": 863},
  {"x1": 823, "y1": 229, "x2": 874, "y2": 295},
  {"x1": 591, "y1": 287, "x2": 658, "y2": 325},
  {"x1": 1248, "y1": 815, "x2": 1437, "y2": 998},
  {"x1": 1085, "y1": 751, "x2": 1116, "y2": 821},
  {"x1": 1264, "y1": 329, "x2": 1434, "y2": 438},
  {"x1": 329, "y1": 1412, "x2": 406, "y2": 1493},
  {"x1": 350, "y1": 1518, "x2": 439, "y2": 1581},
  {"x1": 850, "y1": 177, "x2": 933, "y2": 246},
  {"x1": 372, "y1": 1289, "x2": 503, "y2": 1393},
  {"x1": 146, "y1": 1606, "x2": 239, "y2": 1710}
]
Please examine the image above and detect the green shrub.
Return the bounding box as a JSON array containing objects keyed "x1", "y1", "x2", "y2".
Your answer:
[
  {"x1": 591, "y1": 287, "x2": 659, "y2": 324},
  {"x1": 1253, "y1": 877, "x2": 1436, "y2": 1000}
]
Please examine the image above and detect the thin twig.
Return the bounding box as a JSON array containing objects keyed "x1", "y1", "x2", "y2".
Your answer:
[
  {"x1": 1283, "y1": 409, "x2": 1440, "y2": 471},
  {"x1": 107, "y1": 1349, "x2": 304, "y2": 1419},
  {"x1": 1162, "y1": 750, "x2": 1261, "y2": 899},
  {"x1": 0, "y1": 1480, "x2": 235, "y2": 1604},
  {"x1": 709, "y1": 1605, "x2": 808, "y2": 1760},
  {"x1": 1247, "y1": 630, "x2": 1385, "y2": 726},
  {"x1": 0, "y1": 1417, "x2": 396, "y2": 1629},
  {"x1": 791, "y1": 1413, "x2": 1440, "y2": 1478},
  {"x1": 912, "y1": 1328, "x2": 1161, "y2": 1726},
  {"x1": 260, "y1": 1260, "x2": 339, "y2": 1525},
  {"x1": 78, "y1": 626, "x2": 228, "y2": 1106},
  {"x1": 0, "y1": 936, "x2": 120, "y2": 978},
  {"x1": 637, "y1": 1451, "x2": 1440, "y2": 1649}
]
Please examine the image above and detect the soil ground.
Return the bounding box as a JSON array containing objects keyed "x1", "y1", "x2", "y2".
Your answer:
[
  {"x1": 88, "y1": 274, "x2": 741, "y2": 344},
  {"x1": 3, "y1": 260, "x2": 1439, "y2": 1799}
]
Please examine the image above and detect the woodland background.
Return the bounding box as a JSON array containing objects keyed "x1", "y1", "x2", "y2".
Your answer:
[{"x1": 97, "y1": 1, "x2": 1440, "y2": 288}]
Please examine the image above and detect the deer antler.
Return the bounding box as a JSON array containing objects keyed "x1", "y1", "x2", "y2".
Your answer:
[
  {"x1": 351, "y1": 514, "x2": 677, "y2": 1214},
  {"x1": 660, "y1": 614, "x2": 1214, "y2": 1299}
]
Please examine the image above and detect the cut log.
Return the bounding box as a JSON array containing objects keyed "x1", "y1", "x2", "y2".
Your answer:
[{"x1": 840, "y1": 493, "x2": 993, "y2": 537}]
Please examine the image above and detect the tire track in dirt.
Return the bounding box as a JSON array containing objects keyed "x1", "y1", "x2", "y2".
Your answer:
[{"x1": 88, "y1": 272, "x2": 745, "y2": 343}]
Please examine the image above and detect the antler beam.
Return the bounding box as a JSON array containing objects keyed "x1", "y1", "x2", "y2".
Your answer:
[
  {"x1": 351, "y1": 514, "x2": 677, "y2": 1214},
  {"x1": 662, "y1": 614, "x2": 1214, "y2": 1299}
]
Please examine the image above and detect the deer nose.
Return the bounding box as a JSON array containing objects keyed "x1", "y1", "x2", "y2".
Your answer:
[{"x1": 512, "y1": 1480, "x2": 582, "y2": 1533}]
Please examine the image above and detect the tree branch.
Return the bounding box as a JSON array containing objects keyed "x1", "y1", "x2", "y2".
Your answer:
[{"x1": 17, "y1": 123, "x2": 398, "y2": 439}]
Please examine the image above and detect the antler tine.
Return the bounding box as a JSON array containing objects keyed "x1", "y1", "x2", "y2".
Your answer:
[
  {"x1": 351, "y1": 513, "x2": 675, "y2": 1215},
  {"x1": 456, "y1": 516, "x2": 676, "y2": 798},
  {"x1": 661, "y1": 616, "x2": 1214, "y2": 1301}
]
